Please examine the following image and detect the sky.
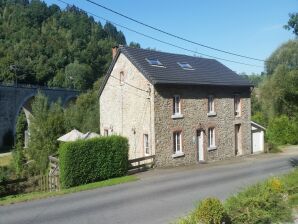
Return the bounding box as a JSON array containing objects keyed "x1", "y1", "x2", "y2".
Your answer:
[{"x1": 44, "y1": 0, "x2": 297, "y2": 74}]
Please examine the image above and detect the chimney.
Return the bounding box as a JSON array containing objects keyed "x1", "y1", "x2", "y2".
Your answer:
[{"x1": 112, "y1": 46, "x2": 119, "y2": 59}]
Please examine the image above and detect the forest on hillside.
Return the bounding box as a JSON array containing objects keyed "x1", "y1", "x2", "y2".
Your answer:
[{"x1": 0, "y1": 0, "x2": 127, "y2": 90}]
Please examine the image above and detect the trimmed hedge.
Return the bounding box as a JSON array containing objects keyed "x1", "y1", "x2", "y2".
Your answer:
[{"x1": 59, "y1": 136, "x2": 129, "y2": 188}]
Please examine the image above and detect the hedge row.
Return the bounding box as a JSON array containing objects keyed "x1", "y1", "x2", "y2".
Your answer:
[{"x1": 59, "y1": 136, "x2": 129, "y2": 188}]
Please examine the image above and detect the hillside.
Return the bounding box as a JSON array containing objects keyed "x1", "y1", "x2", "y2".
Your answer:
[{"x1": 0, "y1": 0, "x2": 127, "y2": 90}]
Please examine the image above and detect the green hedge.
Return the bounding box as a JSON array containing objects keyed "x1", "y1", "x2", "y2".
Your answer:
[
  {"x1": 266, "y1": 115, "x2": 298, "y2": 145},
  {"x1": 59, "y1": 136, "x2": 129, "y2": 188}
]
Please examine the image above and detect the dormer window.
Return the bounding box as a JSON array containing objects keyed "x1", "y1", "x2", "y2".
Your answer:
[
  {"x1": 146, "y1": 58, "x2": 163, "y2": 66},
  {"x1": 177, "y1": 62, "x2": 194, "y2": 70}
]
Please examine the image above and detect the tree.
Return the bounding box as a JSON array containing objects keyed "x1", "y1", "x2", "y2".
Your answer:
[
  {"x1": 265, "y1": 40, "x2": 298, "y2": 75},
  {"x1": 28, "y1": 93, "x2": 65, "y2": 174},
  {"x1": 0, "y1": 1, "x2": 127, "y2": 89},
  {"x1": 129, "y1": 42, "x2": 141, "y2": 48},
  {"x1": 284, "y1": 13, "x2": 298, "y2": 37},
  {"x1": 64, "y1": 79, "x2": 101, "y2": 133}
]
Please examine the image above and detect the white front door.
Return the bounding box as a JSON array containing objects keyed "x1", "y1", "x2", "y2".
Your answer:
[{"x1": 197, "y1": 130, "x2": 204, "y2": 162}]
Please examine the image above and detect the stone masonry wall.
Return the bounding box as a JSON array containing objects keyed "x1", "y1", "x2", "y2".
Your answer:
[
  {"x1": 100, "y1": 54, "x2": 155, "y2": 159},
  {"x1": 154, "y1": 85, "x2": 251, "y2": 167}
]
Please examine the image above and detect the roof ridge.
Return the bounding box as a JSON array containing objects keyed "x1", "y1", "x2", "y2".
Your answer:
[{"x1": 121, "y1": 45, "x2": 216, "y2": 62}]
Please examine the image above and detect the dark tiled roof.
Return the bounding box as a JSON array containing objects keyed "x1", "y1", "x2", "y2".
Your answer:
[
  {"x1": 99, "y1": 46, "x2": 252, "y2": 96},
  {"x1": 120, "y1": 46, "x2": 252, "y2": 87}
]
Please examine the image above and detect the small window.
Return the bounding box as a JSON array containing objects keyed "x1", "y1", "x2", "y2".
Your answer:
[
  {"x1": 173, "y1": 95, "x2": 181, "y2": 115},
  {"x1": 208, "y1": 95, "x2": 214, "y2": 113},
  {"x1": 104, "y1": 129, "x2": 109, "y2": 136},
  {"x1": 177, "y1": 62, "x2": 193, "y2": 70},
  {"x1": 146, "y1": 58, "x2": 163, "y2": 66},
  {"x1": 144, "y1": 134, "x2": 149, "y2": 155},
  {"x1": 120, "y1": 71, "x2": 124, "y2": 85},
  {"x1": 234, "y1": 95, "x2": 241, "y2": 116},
  {"x1": 208, "y1": 128, "x2": 216, "y2": 148},
  {"x1": 173, "y1": 131, "x2": 182, "y2": 154}
]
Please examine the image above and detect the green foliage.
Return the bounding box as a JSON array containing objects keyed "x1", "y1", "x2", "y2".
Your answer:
[
  {"x1": 240, "y1": 72, "x2": 265, "y2": 87},
  {"x1": 266, "y1": 115, "x2": 298, "y2": 145},
  {"x1": 194, "y1": 198, "x2": 229, "y2": 224},
  {"x1": 15, "y1": 110, "x2": 27, "y2": 146},
  {"x1": 177, "y1": 170, "x2": 298, "y2": 224},
  {"x1": 64, "y1": 81, "x2": 100, "y2": 133},
  {"x1": 284, "y1": 12, "x2": 298, "y2": 36},
  {"x1": 251, "y1": 111, "x2": 267, "y2": 127},
  {"x1": 11, "y1": 144, "x2": 26, "y2": 177},
  {"x1": 0, "y1": 1, "x2": 126, "y2": 90},
  {"x1": 59, "y1": 136, "x2": 129, "y2": 188},
  {"x1": 225, "y1": 178, "x2": 292, "y2": 224},
  {"x1": 0, "y1": 166, "x2": 9, "y2": 196},
  {"x1": 28, "y1": 92, "x2": 66, "y2": 174},
  {"x1": 265, "y1": 40, "x2": 298, "y2": 76},
  {"x1": 129, "y1": 41, "x2": 141, "y2": 48}
]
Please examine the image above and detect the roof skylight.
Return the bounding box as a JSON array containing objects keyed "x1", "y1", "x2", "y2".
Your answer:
[
  {"x1": 177, "y1": 62, "x2": 194, "y2": 70},
  {"x1": 146, "y1": 58, "x2": 163, "y2": 66}
]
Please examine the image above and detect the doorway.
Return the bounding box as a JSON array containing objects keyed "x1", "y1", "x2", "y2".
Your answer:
[{"x1": 197, "y1": 130, "x2": 205, "y2": 162}]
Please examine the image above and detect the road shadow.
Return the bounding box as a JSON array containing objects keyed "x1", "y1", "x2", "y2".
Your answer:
[{"x1": 289, "y1": 158, "x2": 298, "y2": 167}]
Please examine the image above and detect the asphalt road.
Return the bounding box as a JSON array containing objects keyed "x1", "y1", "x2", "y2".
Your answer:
[{"x1": 1, "y1": 148, "x2": 297, "y2": 224}]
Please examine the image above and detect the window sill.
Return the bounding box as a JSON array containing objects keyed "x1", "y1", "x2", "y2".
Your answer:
[
  {"x1": 207, "y1": 146, "x2": 217, "y2": 151},
  {"x1": 207, "y1": 112, "x2": 217, "y2": 117},
  {"x1": 171, "y1": 114, "x2": 184, "y2": 119},
  {"x1": 172, "y1": 152, "x2": 185, "y2": 158}
]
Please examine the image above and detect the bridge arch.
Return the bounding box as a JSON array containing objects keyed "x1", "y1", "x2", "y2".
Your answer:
[{"x1": 0, "y1": 85, "x2": 79, "y2": 151}]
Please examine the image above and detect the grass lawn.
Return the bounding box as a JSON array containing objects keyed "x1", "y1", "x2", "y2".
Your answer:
[
  {"x1": 0, "y1": 153, "x2": 12, "y2": 167},
  {"x1": 0, "y1": 175, "x2": 138, "y2": 206}
]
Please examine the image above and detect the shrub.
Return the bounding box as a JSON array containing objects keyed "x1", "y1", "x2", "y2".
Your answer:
[
  {"x1": 194, "y1": 197, "x2": 229, "y2": 224},
  {"x1": 266, "y1": 115, "x2": 298, "y2": 145},
  {"x1": 59, "y1": 136, "x2": 129, "y2": 188},
  {"x1": 225, "y1": 178, "x2": 292, "y2": 224}
]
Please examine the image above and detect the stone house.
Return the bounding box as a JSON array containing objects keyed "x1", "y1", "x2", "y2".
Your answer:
[{"x1": 99, "y1": 46, "x2": 253, "y2": 167}]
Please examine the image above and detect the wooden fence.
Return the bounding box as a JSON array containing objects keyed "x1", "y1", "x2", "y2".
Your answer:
[
  {"x1": 128, "y1": 155, "x2": 155, "y2": 174},
  {"x1": 0, "y1": 174, "x2": 60, "y2": 197}
]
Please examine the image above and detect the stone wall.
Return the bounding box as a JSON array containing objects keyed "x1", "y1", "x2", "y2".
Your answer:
[
  {"x1": 154, "y1": 85, "x2": 251, "y2": 167},
  {"x1": 100, "y1": 54, "x2": 155, "y2": 159}
]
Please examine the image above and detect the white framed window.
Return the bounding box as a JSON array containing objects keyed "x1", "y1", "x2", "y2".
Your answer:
[
  {"x1": 146, "y1": 58, "x2": 163, "y2": 66},
  {"x1": 143, "y1": 134, "x2": 149, "y2": 155},
  {"x1": 173, "y1": 95, "x2": 181, "y2": 115},
  {"x1": 173, "y1": 131, "x2": 182, "y2": 154},
  {"x1": 104, "y1": 129, "x2": 109, "y2": 136},
  {"x1": 208, "y1": 95, "x2": 214, "y2": 113},
  {"x1": 177, "y1": 62, "x2": 194, "y2": 70},
  {"x1": 234, "y1": 95, "x2": 241, "y2": 116},
  {"x1": 208, "y1": 128, "x2": 216, "y2": 149}
]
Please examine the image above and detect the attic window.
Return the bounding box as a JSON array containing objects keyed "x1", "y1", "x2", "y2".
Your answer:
[
  {"x1": 146, "y1": 58, "x2": 163, "y2": 66},
  {"x1": 177, "y1": 62, "x2": 194, "y2": 70}
]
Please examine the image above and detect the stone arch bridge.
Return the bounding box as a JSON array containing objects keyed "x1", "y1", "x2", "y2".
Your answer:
[{"x1": 0, "y1": 84, "x2": 79, "y2": 151}]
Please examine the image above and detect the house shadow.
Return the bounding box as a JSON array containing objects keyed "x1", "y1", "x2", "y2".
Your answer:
[{"x1": 288, "y1": 158, "x2": 298, "y2": 167}]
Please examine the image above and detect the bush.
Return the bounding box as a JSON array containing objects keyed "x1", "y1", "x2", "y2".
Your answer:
[
  {"x1": 266, "y1": 115, "x2": 298, "y2": 145},
  {"x1": 59, "y1": 136, "x2": 129, "y2": 188},
  {"x1": 194, "y1": 197, "x2": 229, "y2": 224},
  {"x1": 225, "y1": 177, "x2": 292, "y2": 224}
]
